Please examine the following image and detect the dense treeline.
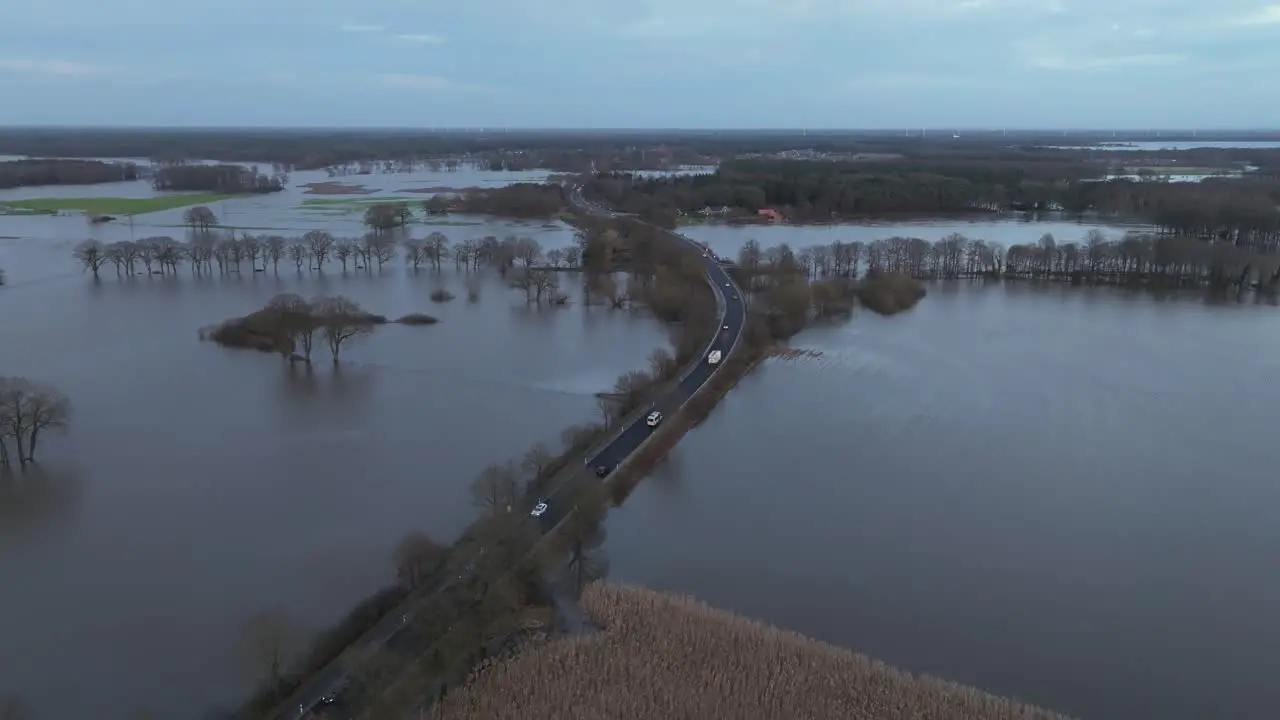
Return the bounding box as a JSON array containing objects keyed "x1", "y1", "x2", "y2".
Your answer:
[
  {"x1": 0, "y1": 129, "x2": 714, "y2": 172},
  {"x1": 151, "y1": 163, "x2": 285, "y2": 193},
  {"x1": 586, "y1": 160, "x2": 1280, "y2": 227},
  {"x1": 424, "y1": 183, "x2": 567, "y2": 218},
  {"x1": 4, "y1": 127, "x2": 1275, "y2": 172},
  {"x1": 0, "y1": 158, "x2": 140, "y2": 189},
  {"x1": 730, "y1": 228, "x2": 1280, "y2": 297}
]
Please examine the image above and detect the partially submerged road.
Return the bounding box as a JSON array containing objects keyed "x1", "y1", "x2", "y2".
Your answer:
[{"x1": 275, "y1": 188, "x2": 744, "y2": 720}]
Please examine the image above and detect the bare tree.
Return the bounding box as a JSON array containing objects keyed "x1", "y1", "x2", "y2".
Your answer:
[
  {"x1": 333, "y1": 237, "x2": 356, "y2": 271},
  {"x1": 263, "y1": 235, "x2": 286, "y2": 273},
  {"x1": 520, "y1": 442, "x2": 555, "y2": 480},
  {"x1": 312, "y1": 295, "x2": 372, "y2": 364},
  {"x1": 239, "y1": 233, "x2": 262, "y2": 271},
  {"x1": 369, "y1": 235, "x2": 396, "y2": 268},
  {"x1": 392, "y1": 531, "x2": 443, "y2": 588},
  {"x1": 452, "y1": 240, "x2": 474, "y2": 270},
  {"x1": 182, "y1": 205, "x2": 217, "y2": 231},
  {"x1": 515, "y1": 236, "x2": 542, "y2": 268},
  {"x1": 647, "y1": 348, "x2": 676, "y2": 379},
  {"x1": 529, "y1": 268, "x2": 560, "y2": 304},
  {"x1": 469, "y1": 461, "x2": 521, "y2": 517},
  {"x1": 266, "y1": 293, "x2": 317, "y2": 362},
  {"x1": 73, "y1": 240, "x2": 110, "y2": 279},
  {"x1": 304, "y1": 230, "x2": 333, "y2": 269},
  {"x1": 287, "y1": 240, "x2": 309, "y2": 272},
  {"x1": 0, "y1": 377, "x2": 70, "y2": 465},
  {"x1": 402, "y1": 236, "x2": 426, "y2": 270},
  {"x1": 425, "y1": 232, "x2": 449, "y2": 270},
  {"x1": 239, "y1": 608, "x2": 299, "y2": 688}
]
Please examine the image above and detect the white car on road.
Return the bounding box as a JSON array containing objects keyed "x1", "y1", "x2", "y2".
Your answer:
[
  {"x1": 531, "y1": 502, "x2": 548, "y2": 517},
  {"x1": 646, "y1": 411, "x2": 663, "y2": 427}
]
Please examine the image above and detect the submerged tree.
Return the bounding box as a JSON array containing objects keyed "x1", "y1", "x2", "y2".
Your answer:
[
  {"x1": 0, "y1": 377, "x2": 71, "y2": 466},
  {"x1": 264, "y1": 293, "x2": 317, "y2": 363},
  {"x1": 312, "y1": 294, "x2": 372, "y2": 364},
  {"x1": 73, "y1": 240, "x2": 110, "y2": 279}
]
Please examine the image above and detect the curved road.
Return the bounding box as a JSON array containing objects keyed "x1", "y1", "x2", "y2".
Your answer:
[{"x1": 277, "y1": 187, "x2": 744, "y2": 720}]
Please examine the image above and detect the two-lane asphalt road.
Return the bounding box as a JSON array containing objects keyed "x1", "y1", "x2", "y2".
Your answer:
[
  {"x1": 567, "y1": 187, "x2": 745, "y2": 476},
  {"x1": 277, "y1": 188, "x2": 744, "y2": 720}
]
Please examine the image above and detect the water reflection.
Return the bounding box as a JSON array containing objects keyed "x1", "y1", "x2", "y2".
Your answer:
[
  {"x1": 0, "y1": 209, "x2": 673, "y2": 718},
  {"x1": 0, "y1": 464, "x2": 83, "y2": 545}
]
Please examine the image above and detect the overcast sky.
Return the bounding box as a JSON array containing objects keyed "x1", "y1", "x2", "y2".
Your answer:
[{"x1": 2, "y1": 0, "x2": 1278, "y2": 128}]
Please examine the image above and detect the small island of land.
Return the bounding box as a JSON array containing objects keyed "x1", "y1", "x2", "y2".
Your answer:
[{"x1": 430, "y1": 582, "x2": 1069, "y2": 720}]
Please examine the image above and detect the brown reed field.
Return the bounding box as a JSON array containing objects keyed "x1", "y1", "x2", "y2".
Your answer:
[{"x1": 430, "y1": 583, "x2": 1072, "y2": 720}]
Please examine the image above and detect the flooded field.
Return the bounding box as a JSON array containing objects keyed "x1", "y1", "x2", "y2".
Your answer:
[
  {"x1": 7, "y1": 161, "x2": 1280, "y2": 719},
  {"x1": 605, "y1": 276, "x2": 1280, "y2": 720},
  {"x1": 0, "y1": 166, "x2": 670, "y2": 718}
]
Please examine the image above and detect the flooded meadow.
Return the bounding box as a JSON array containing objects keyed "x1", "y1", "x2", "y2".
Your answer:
[{"x1": 4, "y1": 163, "x2": 1279, "y2": 719}]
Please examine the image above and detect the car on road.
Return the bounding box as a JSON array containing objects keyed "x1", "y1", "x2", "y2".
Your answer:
[
  {"x1": 708, "y1": 350, "x2": 722, "y2": 365},
  {"x1": 594, "y1": 464, "x2": 612, "y2": 477},
  {"x1": 646, "y1": 411, "x2": 663, "y2": 427},
  {"x1": 724, "y1": 282, "x2": 730, "y2": 287},
  {"x1": 531, "y1": 501, "x2": 548, "y2": 517}
]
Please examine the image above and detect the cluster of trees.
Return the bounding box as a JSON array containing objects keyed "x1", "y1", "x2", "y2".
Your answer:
[
  {"x1": 584, "y1": 160, "x2": 1280, "y2": 232},
  {"x1": 205, "y1": 294, "x2": 379, "y2": 364},
  {"x1": 0, "y1": 377, "x2": 70, "y2": 467},
  {"x1": 355, "y1": 185, "x2": 566, "y2": 233},
  {"x1": 151, "y1": 163, "x2": 285, "y2": 194},
  {"x1": 422, "y1": 183, "x2": 567, "y2": 219},
  {"x1": 0, "y1": 158, "x2": 140, "y2": 189},
  {"x1": 733, "y1": 228, "x2": 1280, "y2": 294}
]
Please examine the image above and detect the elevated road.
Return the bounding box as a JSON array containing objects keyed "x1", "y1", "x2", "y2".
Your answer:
[{"x1": 275, "y1": 187, "x2": 744, "y2": 720}]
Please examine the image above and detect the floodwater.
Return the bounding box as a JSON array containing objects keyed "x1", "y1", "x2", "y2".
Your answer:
[
  {"x1": 606, "y1": 276, "x2": 1280, "y2": 720},
  {"x1": 0, "y1": 167, "x2": 672, "y2": 718},
  {"x1": 5, "y1": 164, "x2": 1274, "y2": 718}
]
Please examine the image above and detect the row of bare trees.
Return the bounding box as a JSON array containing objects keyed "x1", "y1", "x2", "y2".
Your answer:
[
  {"x1": 735, "y1": 229, "x2": 1280, "y2": 293},
  {"x1": 0, "y1": 377, "x2": 70, "y2": 467},
  {"x1": 71, "y1": 229, "x2": 586, "y2": 280}
]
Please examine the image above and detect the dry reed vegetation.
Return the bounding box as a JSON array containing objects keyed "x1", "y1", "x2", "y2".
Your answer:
[{"x1": 431, "y1": 583, "x2": 1071, "y2": 720}]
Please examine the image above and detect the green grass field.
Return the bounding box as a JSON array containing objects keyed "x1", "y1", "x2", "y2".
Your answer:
[
  {"x1": 300, "y1": 196, "x2": 423, "y2": 208},
  {"x1": 0, "y1": 193, "x2": 240, "y2": 216}
]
